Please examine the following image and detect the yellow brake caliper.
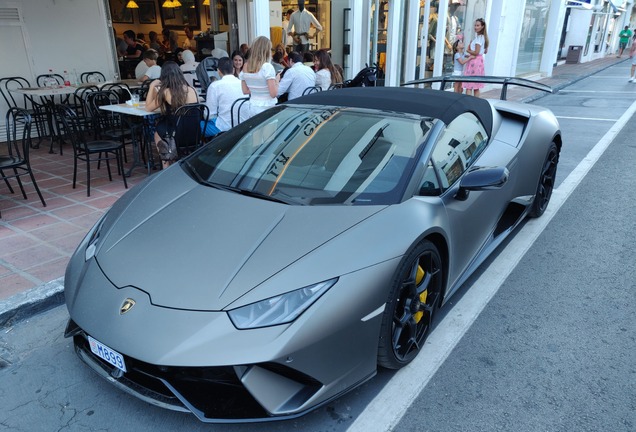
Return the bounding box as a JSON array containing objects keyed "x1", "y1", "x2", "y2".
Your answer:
[{"x1": 414, "y1": 265, "x2": 427, "y2": 323}]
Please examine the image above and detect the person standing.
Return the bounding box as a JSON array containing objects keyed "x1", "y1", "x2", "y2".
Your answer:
[
  {"x1": 282, "y1": 9, "x2": 294, "y2": 49},
  {"x1": 162, "y1": 28, "x2": 179, "y2": 52},
  {"x1": 617, "y1": 26, "x2": 632, "y2": 58},
  {"x1": 182, "y1": 26, "x2": 196, "y2": 51},
  {"x1": 462, "y1": 18, "x2": 489, "y2": 98},
  {"x1": 452, "y1": 40, "x2": 473, "y2": 93},
  {"x1": 239, "y1": 36, "x2": 278, "y2": 119},
  {"x1": 203, "y1": 57, "x2": 246, "y2": 137},
  {"x1": 287, "y1": 0, "x2": 322, "y2": 54},
  {"x1": 628, "y1": 35, "x2": 636, "y2": 82}
]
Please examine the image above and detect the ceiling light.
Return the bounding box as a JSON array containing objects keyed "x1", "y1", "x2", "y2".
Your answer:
[{"x1": 126, "y1": 0, "x2": 139, "y2": 8}]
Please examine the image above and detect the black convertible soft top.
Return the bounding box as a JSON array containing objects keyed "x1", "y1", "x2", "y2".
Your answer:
[{"x1": 286, "y1": 87, "x2": 493, "y2": 136}]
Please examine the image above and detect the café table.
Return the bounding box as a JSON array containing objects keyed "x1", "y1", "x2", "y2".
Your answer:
[
  {"x1": 9, "y1": 85, "x2": 78, "y2": 153},
  {"x1": 11, "y1": 81, "x2": 147, "y2": 154},
  {"x1": 98, "y1": 101, "x2": 159, "y2": 177}
]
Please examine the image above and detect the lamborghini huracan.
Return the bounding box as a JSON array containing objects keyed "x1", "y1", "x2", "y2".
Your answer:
[{"x1": 64, "y1": 84, "x2": 561, "y2": 422}]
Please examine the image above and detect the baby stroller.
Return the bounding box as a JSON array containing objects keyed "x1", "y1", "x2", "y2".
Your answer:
[{"x1": 344, "y1": 64, "x2": 378, "y2": 87}]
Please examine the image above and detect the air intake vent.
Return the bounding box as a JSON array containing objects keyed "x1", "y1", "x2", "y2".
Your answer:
[{"x1": 0, "y1": 7, "x2": 20, "y2": 21}]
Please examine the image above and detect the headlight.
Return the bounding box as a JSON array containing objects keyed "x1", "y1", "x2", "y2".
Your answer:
[
  {"x1": 84, "y1": 212, "x2": 108, "y2": 261},
  {"x1": 228, "y1": 278, "x2": 337, "y2": 329}
]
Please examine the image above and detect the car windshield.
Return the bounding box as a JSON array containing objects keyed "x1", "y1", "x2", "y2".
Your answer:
[{"x1": 186, "y1": 105, "x2": 435, "y2": 205}]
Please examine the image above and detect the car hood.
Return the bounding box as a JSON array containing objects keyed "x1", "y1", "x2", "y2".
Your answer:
[{"x1": 96, "y1": 167, "x2": 385, "y2": 311}]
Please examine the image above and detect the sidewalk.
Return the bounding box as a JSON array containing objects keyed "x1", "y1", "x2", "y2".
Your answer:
[{"x1": 0, "y1": 55, "x2": 629, "y2": 327}]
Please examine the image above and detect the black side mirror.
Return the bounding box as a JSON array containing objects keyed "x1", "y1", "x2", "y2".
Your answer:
[{"x1": 455, "y1": 166, "x2": 509, "y2": 201}]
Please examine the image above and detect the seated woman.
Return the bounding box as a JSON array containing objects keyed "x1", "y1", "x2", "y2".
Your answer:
[
  {"x1": 145, "y1": 61, "x2": 198, "y2": 168},
  {"x1": 314, "y1": 49, "x2": 342, "y2": 91},
  {"x1": 179, "y1": 49, "x2": 199, "y2": 87},
  {"x1": 231, "y1": 50, "x2": 245, "y2": 77}
]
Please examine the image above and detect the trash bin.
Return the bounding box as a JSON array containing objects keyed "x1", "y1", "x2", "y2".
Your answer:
[{"x1": 566, "y1": 45, "x2": 583, "y2": 64}]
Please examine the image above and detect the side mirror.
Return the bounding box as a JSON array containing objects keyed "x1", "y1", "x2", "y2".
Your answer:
[{"x1": 455, "y1": 166, "x2": 509, "y2": 201}]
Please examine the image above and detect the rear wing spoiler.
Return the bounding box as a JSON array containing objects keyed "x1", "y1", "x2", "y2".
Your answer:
[{"x1": 401, "y1": 76, "x2": 553, "y2": 101}]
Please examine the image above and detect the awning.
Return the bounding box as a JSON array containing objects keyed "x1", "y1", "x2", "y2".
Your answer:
[{"x1": 608, "y1": 0, "x2": 626, "y2": 12}]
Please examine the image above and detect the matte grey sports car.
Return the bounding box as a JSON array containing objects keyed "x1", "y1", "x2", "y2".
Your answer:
[{"x1": 64, "y1": 85, "x2": 561, "y2": 422}]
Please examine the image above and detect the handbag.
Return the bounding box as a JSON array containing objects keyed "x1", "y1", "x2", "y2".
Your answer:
[{"x1": 157, "y1": 131, "x2": 178, "y2": 162}]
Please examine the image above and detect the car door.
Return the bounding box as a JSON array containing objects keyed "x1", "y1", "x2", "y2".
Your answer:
[{"x1": 422, "y1": 113, "x2": 508, "y2": 291}]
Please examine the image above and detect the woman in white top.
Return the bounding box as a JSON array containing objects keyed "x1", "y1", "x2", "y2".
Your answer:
[
  {"x1": 313, "y1": 49, "x2": 342, "y2": 91},
  {"x1": 462, "y1": 18, "x2": 489, "y2": 97},
  {"x1": 239, "y1": 36, "x2": 279, "y2": 119}
]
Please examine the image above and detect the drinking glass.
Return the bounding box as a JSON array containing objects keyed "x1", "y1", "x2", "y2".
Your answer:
[
  {"x1": 131, "y1": 94, "x2": 140, "y2": 107},
  {"x1": 114, "y1": 73, "x2": 120, "y2": 82}
]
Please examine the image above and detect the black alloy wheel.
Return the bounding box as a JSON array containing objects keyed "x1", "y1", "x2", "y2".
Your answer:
[
  {"x1": 378, "y1": 240, "x2": 443, "y2": 369},
  {"x1": 529, "y1": 141, "x2": 559, "y2": 218}
]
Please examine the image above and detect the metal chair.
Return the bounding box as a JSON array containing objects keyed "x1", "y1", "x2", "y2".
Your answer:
[
  {"x1": 55, "y1": 105, "x2": 128, "y2": 197},
  {"x1": 87, "y1": 90, "x2": 136, "y2": 162},
  {"x1": 302, "y1": 86, "x2": 322, "y2": 96},
  {"x1": 0, "y1": 77, "x2": 49, "y2": 146},
  {"x1": 36, "y1": 73, "x2": 65, "y2": 87},
  {"x1": 173, "y1": 103, "x2": 210, "y2": 158},
  {"x1": 136, "y1": 80, "x2": 151, "y2": 101},
  {"x1": 328, "y1": 83, "x2": 345, "y2": 90},
  {"x1": 0, "y1": 108, "x2": 47, "y2": 218},
  {"x1": 230, "y1": 96, "x2": 250, "y2": 127},
  {"x1": 80, "y1": 71, "x2": 106, "y2": 84},
  {"x1": 101, "y1": 83, "x2": 132, "y2": 103}
]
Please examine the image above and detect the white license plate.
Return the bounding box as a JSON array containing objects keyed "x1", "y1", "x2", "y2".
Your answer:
[{"x1": 88, "y1": 336, "x2": 127, "y2": 372}]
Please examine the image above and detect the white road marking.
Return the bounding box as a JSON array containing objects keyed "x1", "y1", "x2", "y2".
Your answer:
[
  {"x1": 556, "y1": 116, "x2": 619, "y2": 121},
  {"x1": 346, "y1": 98, "x2": 636, "y2": 432},
  {"x1": 558, "y1": 89, "x2": 636, "y2": 93}
]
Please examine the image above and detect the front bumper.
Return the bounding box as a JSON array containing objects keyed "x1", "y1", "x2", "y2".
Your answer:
[{"x1": 69, "y1": 319, "x2": 335, "y2": 422}]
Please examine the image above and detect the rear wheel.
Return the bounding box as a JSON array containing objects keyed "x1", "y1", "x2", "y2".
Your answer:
[
  {"x1": 529, "y1": 142, "x2": 559, "y2": 218},
  {"x1": 378, "y1": 240, "x2": 443, "y2": 369}
]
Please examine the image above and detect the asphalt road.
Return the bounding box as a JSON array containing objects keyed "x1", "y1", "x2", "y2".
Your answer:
[{"x1": 1, "y1": 62, "x2": 634, "y2": 431}]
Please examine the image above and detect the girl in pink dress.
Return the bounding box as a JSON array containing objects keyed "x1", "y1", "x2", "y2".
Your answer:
[{"x1": 463, "y1": 18, "x2": 489, "y2": 97}]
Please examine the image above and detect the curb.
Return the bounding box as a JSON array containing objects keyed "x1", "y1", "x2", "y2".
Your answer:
[{"x1": 0, "y1": 277, "x2": 65, "y2": 328}]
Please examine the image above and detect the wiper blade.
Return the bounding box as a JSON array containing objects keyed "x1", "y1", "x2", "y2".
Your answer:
[
  {"x1": 359, "y1": 123, "x2": 389, "y2": 159},
  {"x1": 207, "y1": 182, "x2": 292, "y2": 204}
]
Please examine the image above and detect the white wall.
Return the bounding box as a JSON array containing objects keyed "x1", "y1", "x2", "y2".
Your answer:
[
  {"x1": 563, "y1": 8, "x2": 592, "y2": 61},
  {"x1": 21, "y1": 0, "x2": 115, "y2": 81}
]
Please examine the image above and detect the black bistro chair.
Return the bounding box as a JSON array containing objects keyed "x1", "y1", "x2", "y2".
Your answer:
[
  {"x1": 55, "y1": 105, "x2": 128, "y2": 197},
  {"x1": 302, "y1": 86, "x2": 322, "y2": 96},
  {"x1": 0, "y1": 108, "x2": 47, "y2": 218},
  {"x1": 0, "y1": 76, "x2": 49, "y2": 146},
  {"x1": 173, "y1": 103, "x2": 210, "y2": 158},
  {"x1": 80, "y1": 71, "x2": 106, "y2": 84},
  {"x1": 230, "y1": 96, "x2": 250, "y2": 128}
]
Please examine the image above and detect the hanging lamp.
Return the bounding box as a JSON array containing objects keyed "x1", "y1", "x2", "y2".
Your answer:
[{"x1": 126, "y1": 0, "x2": 139, "y2": 8}]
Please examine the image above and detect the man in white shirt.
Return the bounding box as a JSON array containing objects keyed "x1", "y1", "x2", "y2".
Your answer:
[
  {"x1": 204, "y1": 57, "x2": 246, "y2": 137},
  {"x1": 277, "y1": 51, "x2": 316, "y2": 101},
  {"x1": 287, "y1": 0, "x2": 322, "y2": 53}
]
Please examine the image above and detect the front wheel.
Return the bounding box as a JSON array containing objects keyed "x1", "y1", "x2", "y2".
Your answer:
[
  {"x1": 529, "y1": 142, "x2": 559, "y2": 218},
  {"x1": 378, "y1": 240, "x2": 443, "y2": 369}
]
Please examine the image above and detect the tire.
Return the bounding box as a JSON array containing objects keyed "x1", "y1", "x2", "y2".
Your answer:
[
  {"x1": 529, "y1": 141, "x2": 559, "y2": 218},
  {"x1": 378, "y1": 240, "x2": 443, "y2": 369}
]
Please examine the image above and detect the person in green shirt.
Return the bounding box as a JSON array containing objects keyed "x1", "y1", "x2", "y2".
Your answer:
[{"x1": 618, "y1": 26, "x2": 632, "y2": 58}]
